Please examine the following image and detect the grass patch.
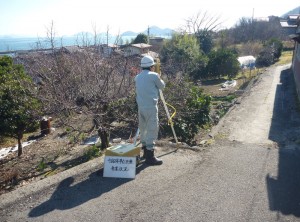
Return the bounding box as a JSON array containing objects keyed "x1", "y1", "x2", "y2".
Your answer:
[
  {"x1": 201, "y1": 78, "x2": 227, "y2": 86},
  {"x1": 214, "y1": 132, "x2": 229, "y2": 140},
  {"x1": 277, "y1": 50, "x2": 293, "y2": 65},
  {"x1": 212, "y1": 95, "x2": 236, "y2": 102},
  {"x1": 236, "y1": 68, "x2": 259, "y2": 80},
  {"x1": 0, "y1": 136, "x2": 16, "y2": 148}
]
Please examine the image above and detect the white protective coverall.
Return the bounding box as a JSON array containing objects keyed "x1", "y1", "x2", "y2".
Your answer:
[{"x1": 135, "y1": 69, "x2": 165, "y2": 150}]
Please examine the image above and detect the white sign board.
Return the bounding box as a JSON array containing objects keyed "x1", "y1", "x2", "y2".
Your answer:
[{"x1": 103, "y1": 156, "x2": 136, "y2": 179}]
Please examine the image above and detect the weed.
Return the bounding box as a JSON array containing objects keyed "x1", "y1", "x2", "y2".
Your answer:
[
  {"x1": 214, "y1": 133, "x2": 228, "y2": 140},
  {"x1": 84, "y1": 145, "x2": 101, "y2": 160},
  {"x1": 65, "y1": 127, "x2": 71, "y2": 132},
  {"x1": 37, "y1": 158, "x2": 47, "y2": 172},
  {"x1": 78, "y1": 133, "x2": 87, "y2": 142},
  {"x1": 68, "y1": 135, "x2": 76, "y2": 144},
  {"x1": 212, "y1": 95, "x2": 236, "y2": 102}
]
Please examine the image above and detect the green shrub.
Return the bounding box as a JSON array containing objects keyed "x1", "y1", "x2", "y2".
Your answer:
[
  {"x1": 161, "y1": 81, "x2": 211, "y2": 145},
  {"x1": 84, "y1": 145, "x2": 100, "y2": 160}
]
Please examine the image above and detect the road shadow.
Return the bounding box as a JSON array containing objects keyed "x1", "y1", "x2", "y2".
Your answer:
[
  {"x1": 267, "y1": 67, "x2": 300, "y2": 217},
  {"x1": 28, "y1": 164, "x2": 149, "y2": 218}
]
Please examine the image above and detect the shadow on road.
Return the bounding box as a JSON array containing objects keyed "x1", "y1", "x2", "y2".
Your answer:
[
  {"x1": 267, "y1": 67, "x2": 300, "y2": 217},
  {"x1": 28, "y1": 164, "x2": 149, "y2": 218}
]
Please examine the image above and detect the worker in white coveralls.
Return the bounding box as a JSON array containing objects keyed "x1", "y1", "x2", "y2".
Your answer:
[{"x1": 135, "y1": 55, "x2": 165, "y2": 165}]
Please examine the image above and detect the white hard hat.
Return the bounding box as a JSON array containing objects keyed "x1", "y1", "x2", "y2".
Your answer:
[{"x1": 141, "y1": 55, "x2": 156, "y2": 68}]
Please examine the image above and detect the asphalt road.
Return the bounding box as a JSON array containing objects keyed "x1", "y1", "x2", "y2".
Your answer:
[{"x1": 1, "y1": 64, "x2": 300, "y2": 222}]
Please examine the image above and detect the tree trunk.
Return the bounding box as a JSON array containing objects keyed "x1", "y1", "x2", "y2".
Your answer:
[
  {"x1": 98, "y1": 127, "x2": 109, "y2": 149},
  {"x1": 17, "y1": 134, "x2": 23, "y2": 156}
]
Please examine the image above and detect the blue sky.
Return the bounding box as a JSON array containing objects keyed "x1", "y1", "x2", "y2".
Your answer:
[{"x1": 0, "y1": 0, "x2": 299, "y2": 37}]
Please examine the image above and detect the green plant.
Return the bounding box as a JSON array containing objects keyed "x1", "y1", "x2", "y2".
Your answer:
[
  {"x1": 68, "y1": 135, "x2": 76, "y2": 144},
  {"x1": 84, "y1": 145, "x2": 100, "y2": 160},
  {"x1": 161, "y1": 84, "x2": 211, "y2": 145},
  {"x1": 37, "y1": 158, "x2": 47, "y2": 172},
  {"x1": 65, "y1": 127, "x2": 71, "y2": 132},
  {"x1": 205, "y1": 49, "x2": 240, "y2": 80},
  {"x1": 256, "y1": 47, "x2": 274, "y2": 67},
  {"x1": 132, "y1": 33, "x2": 148, "y2": 44},
  {"x1": 161, "y1": 33, "x2": 207, "y2": 78},
  {"x1": 216, "y1": 107, "x2": 229, "y2": 118},
  {"x1": 0, "y1": 56, "x2": 41, "y2": 156},
  {"x1": 266, "y1": 38, "x2": 283, "y2": 59},
  {"x1": 78, "y1": 133, "x2": 87, "y2": 142},
  {"x1": 212, "y1": 95, "x2": 236, "y2": 102}
]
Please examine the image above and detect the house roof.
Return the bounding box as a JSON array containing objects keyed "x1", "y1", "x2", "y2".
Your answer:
[
  {"x1": 61, "y1": 46, "x2": 82, "y2": 53},
  {"x1": 280, "y1": 21, "x2": 297, "y2": 28},
  {"x1": 131, "y1": 43, "x2": 152, "y2": 48},
  {"x1": 287, "y1": 15, "x2": 299, "y2": 20},
  {"x1": 101, "y1": 44, "x2": 119, "y2": 48},
  {"x1": 280, "y1": 14, "x2": 300, "y2": 27}
]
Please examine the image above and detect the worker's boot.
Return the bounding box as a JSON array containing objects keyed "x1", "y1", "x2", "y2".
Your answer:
[
  {"x1": 141, "y1": 146, "x2": 146, "y2": 159},
  {"x1": 145, "y1": 149, "x2": 163, "y2": 165}
]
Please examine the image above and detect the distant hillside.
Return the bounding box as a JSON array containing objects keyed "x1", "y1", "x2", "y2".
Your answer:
[
  {"x1": 142, "y1": 26, "x2": 174, "y2": 36},
  {"x1": 282, "y1": 6, "x2": 300, "y2": 18},
  {"x1": 121, "y1": 26, "x2": 174, "y2": 37},
  {"x1": 121, "y1": 31, "x2": 138, "y2": 36}
]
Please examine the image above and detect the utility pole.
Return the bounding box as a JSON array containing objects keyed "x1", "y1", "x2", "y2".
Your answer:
[
  {"x1": 147, "y1": 26, "x2": 150, "y2": 43},
  {"x1": 251, "y1": 8, "x2": 254, "y2": 41},
  {"x1": 106, "y1": 25, "x2": 109, "y2": 46}
]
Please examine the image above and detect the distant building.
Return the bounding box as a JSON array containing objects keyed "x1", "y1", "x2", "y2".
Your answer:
[
  {"x1": 253, "y1": 17, "x2": 269, "y2": 22},
  {"x1": 280, "y1": 14, "x2": 299, "y2": 36},
  {"x1": 149, "y1": 37, "x2": 165, "y2": 52},
  {"x1": 124, "y1": 43, "x2": 152, "y2": 57},
  {"x1": 57, "y1": 46, "x2": 82, "y2": 54},
  {"x1": 99, "y1": 44, "x2": 119, "y2": 57}
]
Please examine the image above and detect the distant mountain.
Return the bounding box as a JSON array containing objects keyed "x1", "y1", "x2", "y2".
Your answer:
[
  {"x1": 121, "y1": 26, "x2": 175, "y2": 37},
  {"x1": 0, "y1": 26, "x2": 175, "y2": 52},
  {"x1": 142, "y1": 26, "x2": 175, "y2": 36},
  {"x1": 282, "y1": 6, "x2": 300, "y2": 18},
  {"x1": 121, "y1": 31, "x2": 138, "y2": 36}
]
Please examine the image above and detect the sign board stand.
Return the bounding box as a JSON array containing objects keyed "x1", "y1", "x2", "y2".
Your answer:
[
  {"x1": 103, "y1": 129, "x2": 140, "y2": 179},
  {"x1": 103, "y1": 156, "x2": 136, "y2": 179}
]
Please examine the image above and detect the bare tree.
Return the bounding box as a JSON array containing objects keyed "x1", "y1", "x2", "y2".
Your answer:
[
  {"x1": 46, "y1": 20, "x2": 57, "y2": 51},
  {"x1": 231, "y1": 16, "x2": 283, "y2": 44},
  {"x1": 16, "y1": 41, "x2": 139, "y2": 145},
  {"x1": 181, "y1": 11, "x2": 223, "y2": 34},
  {"x1": 13, "y1": 21, "x2": 143, "y2": 147}
]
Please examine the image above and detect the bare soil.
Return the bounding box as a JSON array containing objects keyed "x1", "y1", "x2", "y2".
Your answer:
[
  {"x1": 0, "y1": 125, "x2": 95, "y2": 195},
  {"x1": 0, "y1": 77, "x2": 246, "y2": 195}
]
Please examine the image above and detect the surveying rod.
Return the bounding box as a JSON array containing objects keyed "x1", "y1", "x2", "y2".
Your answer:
[{"x1": 154, "y1": 58, "x2": 179, "y2": 144}]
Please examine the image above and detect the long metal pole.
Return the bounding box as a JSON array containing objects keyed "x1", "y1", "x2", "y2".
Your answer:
[{"x1": 159, "y1": 89, "x2": 179, "y2": 144}]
